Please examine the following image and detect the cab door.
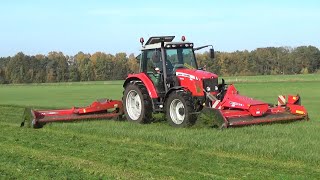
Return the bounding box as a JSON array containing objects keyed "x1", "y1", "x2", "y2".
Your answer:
[{"x1": 141, "y1": 49, "x2": 165, "y2": 92}]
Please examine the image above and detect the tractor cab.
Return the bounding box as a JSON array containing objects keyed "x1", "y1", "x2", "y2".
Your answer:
[{"x1": 139, "y1": 36, "x2": 204, "y2": 94}]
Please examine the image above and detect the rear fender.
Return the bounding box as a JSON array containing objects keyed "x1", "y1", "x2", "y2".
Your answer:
[{"x1": 123, "y1": 73, "x2": 158, "y2": 99}]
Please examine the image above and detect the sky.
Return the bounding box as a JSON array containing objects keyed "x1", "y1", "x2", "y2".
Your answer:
[{"x1": 1, "y1": 0, "x2": 320, "y2": 57}]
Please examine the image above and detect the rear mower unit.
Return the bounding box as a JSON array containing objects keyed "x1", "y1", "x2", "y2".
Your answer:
[{"x1": 21, "y1": 99, "x2": 123, "y2": 128}]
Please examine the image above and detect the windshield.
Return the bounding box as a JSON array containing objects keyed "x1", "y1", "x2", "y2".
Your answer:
[{"x1": 165, "y1": 48, "x2": 197, "y2": 71}]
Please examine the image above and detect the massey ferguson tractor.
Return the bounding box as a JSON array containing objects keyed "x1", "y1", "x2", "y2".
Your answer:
[{"x1": 21, "y1": 36, "x2": 308, "y2": 129}]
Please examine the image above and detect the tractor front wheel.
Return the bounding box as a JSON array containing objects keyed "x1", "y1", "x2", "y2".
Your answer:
[{"x1": 166, "y1": 91, "x2": 197, "y2": 127}]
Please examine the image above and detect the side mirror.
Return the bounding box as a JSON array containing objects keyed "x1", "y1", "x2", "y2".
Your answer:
[{"x1": 209, "y1": 48, "x2": 215, "y2": 59}]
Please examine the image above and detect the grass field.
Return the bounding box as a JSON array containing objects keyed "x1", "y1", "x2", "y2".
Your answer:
[{"x1": 0, "y1": 74, "x2": 320, "y2": 179}]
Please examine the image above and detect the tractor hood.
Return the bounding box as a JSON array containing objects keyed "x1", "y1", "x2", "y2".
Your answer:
[{"x1": 175, "y1": 69, "x2": 218, "y2": 80}]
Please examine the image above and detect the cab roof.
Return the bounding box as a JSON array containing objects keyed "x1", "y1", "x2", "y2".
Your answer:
[
  {"x1": 142, "y1": 36, "x2": 193, "y2": 50},
  {"x1": 145, "y1": 36, "x2": 175, "y2": 45}
]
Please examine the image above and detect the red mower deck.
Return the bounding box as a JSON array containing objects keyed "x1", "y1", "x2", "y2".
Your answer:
[{"x1": 21, "y1": 99, "x2": 123, "y2": 128}]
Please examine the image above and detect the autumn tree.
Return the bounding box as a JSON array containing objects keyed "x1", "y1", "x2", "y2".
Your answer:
[
  {"x1": 127, "y1": 53, "x2": 139, "y2": 73},
  {"x1": 1, "y1": 45, "x2": 320, "y2": 84},
  {"x1": 47, "y1": 51, "x2": 69, "y2": 82}
]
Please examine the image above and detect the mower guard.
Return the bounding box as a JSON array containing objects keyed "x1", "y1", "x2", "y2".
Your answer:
[
  {"x1": 203, "y1": 84, "x2": 308, "y2": 128},
  {"x1": 21, "y1": 99, "x2": 124, "y2": 128}
]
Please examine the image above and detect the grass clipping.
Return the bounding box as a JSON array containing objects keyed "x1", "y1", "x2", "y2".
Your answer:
[{"x1": 193, "y1": 108, "x2": 226, "y2": 129}]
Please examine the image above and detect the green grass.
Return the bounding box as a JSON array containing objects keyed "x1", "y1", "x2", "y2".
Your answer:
[
  {"x1": 0, "y1": 83, "x2": 123, "y2": 108},
  {"x1": 1, "y1": 74, "x2": 320, "y2": 179}
]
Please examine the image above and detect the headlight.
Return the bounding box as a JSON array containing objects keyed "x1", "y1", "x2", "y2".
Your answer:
[{"x1": 206, "y1": 86, "x2": 211, "y2": 92}]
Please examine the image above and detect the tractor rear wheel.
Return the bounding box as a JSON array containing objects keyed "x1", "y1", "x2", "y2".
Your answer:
[
  {"x1": 166, "y1": 91, "x2": 197, "y2": 127},
  {"x1": 123, "y1": 83, "x2": 152, "y2": 123}
]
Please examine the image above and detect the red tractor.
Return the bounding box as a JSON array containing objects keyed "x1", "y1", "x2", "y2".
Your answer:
[
  {"x1": 122, "y1": 36, "x2": 308, "y2": 128},
  {"x1": 122, "y1": 36, "x2": 216, "y2": 127},
  {"x1": 22, "y1": 36, "x2": 308, "y2": 128}
]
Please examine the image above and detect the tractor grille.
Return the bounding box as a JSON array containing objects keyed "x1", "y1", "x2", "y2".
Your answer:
[{"x1": 203, "y1": 78, "x2": 218, "y2": 92}]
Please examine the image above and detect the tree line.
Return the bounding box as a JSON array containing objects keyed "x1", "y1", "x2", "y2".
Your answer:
[
  {"x1": 0, "y1": 46, "x2": 319, "y2": 84},
  {"x1": 197, "y1": 46, "x2": 320, "y2": 76},
  {"x1": 0, "y1": 51, "x2": 137, "y2": 84}
]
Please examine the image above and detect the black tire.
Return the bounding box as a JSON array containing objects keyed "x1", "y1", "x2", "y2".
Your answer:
[
  {"x1": 165, "y1": 90, "x2": 197, "y2": 127},
  {"x1": 123, "y1": 83, "x2": 152, "y2": 123}
]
